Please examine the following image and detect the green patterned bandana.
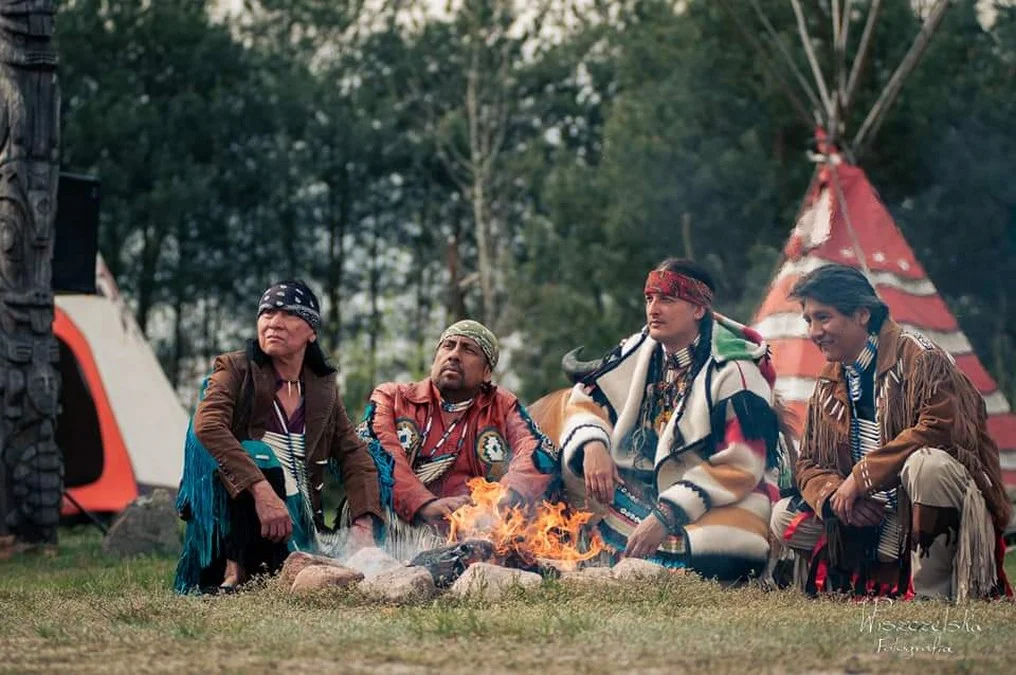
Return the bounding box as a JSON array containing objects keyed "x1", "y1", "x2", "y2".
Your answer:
[{"x1": 437, "y1": 320, "x2": 499, "y2": 369}]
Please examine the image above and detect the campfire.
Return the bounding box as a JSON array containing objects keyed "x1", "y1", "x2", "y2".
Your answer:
[
  {"x1": 284, "y1": 479, "x2": 673, "y2": 598},
  {"x1": 442, "y1": 477, "x2": 604, "y2": 573}
]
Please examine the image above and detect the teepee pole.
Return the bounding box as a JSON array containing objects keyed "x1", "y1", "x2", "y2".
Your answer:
[
  {"x1": 844, "y1": 0, "x2": 882, "y2": 112},
  {"x1": 828, "y1": 163, "x2": 873, "y2": 279},
  {"x1": 747, "y1": 0, "x2": 825, "y2": 122},
  {"x1": 827, "y1": 0, "x2": 855, "y2": 147},
  {"x1": 718, "y1": 0, "x2": 816, "y2": 125},
  {"x1": 852, "y1": 0, "x2": 950, "y2": 154},
  {"x1": 832, "y1": 0, "x2": 842, "y2": 65},
  {"x1": 828, "y1": 0, "x2": 843, "y2": 144},
  {"x1": 789, "y1": 0, "x2": 834, "y2": 120},
  {"x1": 837, "y1": 0, "x2": 853, "y2": 101}
]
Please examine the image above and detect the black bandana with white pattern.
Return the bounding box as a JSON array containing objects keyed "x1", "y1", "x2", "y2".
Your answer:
[{"x1": 257, "y1": 281, "x2": 321, "y2": 331}]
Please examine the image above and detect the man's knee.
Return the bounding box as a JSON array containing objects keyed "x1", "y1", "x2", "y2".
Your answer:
[
  {"x1": 770, "y1": 497, "x2": 796, "y2": 539},
  {"x1": 901, "y1": 448, "x2": 968, "y2": 507},
  {"x1": 770, "y1": 497, "x2": 822, "y2": 553},
  {"x1": 902, "y1": 447, "x2": 954, "y2": 476}
]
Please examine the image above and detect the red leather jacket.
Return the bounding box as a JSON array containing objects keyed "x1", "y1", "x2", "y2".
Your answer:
[{"x1": 363, "y1": 380, "x2": 553, "y2": 522}]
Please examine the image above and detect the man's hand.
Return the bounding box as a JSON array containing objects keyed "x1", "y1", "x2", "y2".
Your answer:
[
  {"x1": 848, "y1": 498, "x2": 885, "y2": 528},
  {"x1": 347, "y1": 515, "x2": 376, "y2": 550},
  {"x1": 417, "y1": 495, "x2": 472, "y2": 526},
  {"x1": 496, "y1": 488, "x2": 524, "y2": 511},
  {"x1": 829, "y1": 473, "x2": 860, "y2": 524},
  {"x1": 583, "y1": 441, "x2": 619, "y2": 505},
  {"x1": 250, "y1": 480, "x2": 292, "y2": 543},
  {"x1": 624, "y1": 514, "x2": 668, "y2": 559}
]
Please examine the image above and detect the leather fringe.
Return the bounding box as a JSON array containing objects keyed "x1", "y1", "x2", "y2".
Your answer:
[
  {"x1": 953, "y1": 481, "x2": 996, "y2": 602},
  {"x1": 907, "y1": 350, "x2": 1011, "y2": 530}
]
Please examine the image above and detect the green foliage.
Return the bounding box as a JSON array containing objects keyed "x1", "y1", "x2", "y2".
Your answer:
[{"x1": 54, "y1": 0, "x2": 1016, "y2": 410}]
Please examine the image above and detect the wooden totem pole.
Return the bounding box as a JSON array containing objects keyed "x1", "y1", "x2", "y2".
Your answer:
[{"x1": 0, "y1": 0, "x2": 62, "y2": 553}]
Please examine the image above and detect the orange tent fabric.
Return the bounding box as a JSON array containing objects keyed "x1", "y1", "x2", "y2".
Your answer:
[{"x1": 55, "y1": 306, "x2": 139, "y2": 514}]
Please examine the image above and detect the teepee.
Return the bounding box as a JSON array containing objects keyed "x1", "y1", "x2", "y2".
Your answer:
[{"x1": 719, "y1": 0, "x2": 1016, "y2": 500}]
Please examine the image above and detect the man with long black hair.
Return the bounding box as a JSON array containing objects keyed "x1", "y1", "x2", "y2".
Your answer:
[
  {"x1": 771, "y1": 264, "x2": 1011, "y2": 599},
  {"x1": 174, "y1": 280, "x2": 385, "y2": 593},
  {"x1": 533, "y1": 258, "x2": 783, "y2": 581}
]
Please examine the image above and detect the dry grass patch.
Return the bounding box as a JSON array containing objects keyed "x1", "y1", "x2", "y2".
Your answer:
[{"x1": 0, "y1": 528, "x2": 1013, "y2": 674}]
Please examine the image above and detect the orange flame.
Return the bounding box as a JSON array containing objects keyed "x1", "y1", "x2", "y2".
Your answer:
[{"x1": 445, "y1": 477, "x2": 604, "y2": 571}]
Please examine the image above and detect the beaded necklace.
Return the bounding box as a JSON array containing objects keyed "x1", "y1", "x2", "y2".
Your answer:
[
  {"x1": 418, "y1": 397, "x2": 475, "y2": 460},
  {"x1": 628, "y1": 337, "x2": 699, "y2": 461}
]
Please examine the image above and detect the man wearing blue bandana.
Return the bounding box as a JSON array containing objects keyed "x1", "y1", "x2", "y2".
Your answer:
[{"x1": 174, "y1": 280, "x2": 385, "y2": 593}]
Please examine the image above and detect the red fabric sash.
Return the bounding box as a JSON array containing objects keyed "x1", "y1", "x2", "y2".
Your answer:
[
  {"x1": 783, "y1": 511, "x2": 811, "y2": 544},
  {"x1": 995, "y1": 533, "x2": 1013, "y2": 598}
]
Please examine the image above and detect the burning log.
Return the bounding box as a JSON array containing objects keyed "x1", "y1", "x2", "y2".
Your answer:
[
  {"x1": 410, "y1": 539, "x2": 496, "y2": 587},
  {"x1": 411, "y1": 538, "x2": 565, "y2": 587},
  {"x1": 444, "y1": 478, "x2": 605, "y2": 572},
  {"x1": 407, "y1": 478, "x2": 607, "y2": 588}
]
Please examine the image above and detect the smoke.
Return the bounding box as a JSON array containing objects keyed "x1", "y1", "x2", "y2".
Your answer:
[{"x1": 316, "y1": 518, "x2": 446, "y2": 576}]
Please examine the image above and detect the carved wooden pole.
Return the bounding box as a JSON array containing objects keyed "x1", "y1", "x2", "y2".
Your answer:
[{"x1": 0, "y1": 0, "x2": 62, "y2": 552}]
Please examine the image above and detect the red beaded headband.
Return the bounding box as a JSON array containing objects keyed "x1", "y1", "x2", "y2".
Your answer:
[{"x1": 644, "y1": 270, "x2": 714, "y2": 307}]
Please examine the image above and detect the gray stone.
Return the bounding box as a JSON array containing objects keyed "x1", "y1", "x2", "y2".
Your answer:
[
  {"x1": 448, "y1": 562, "x2": 542, "y2": 600},
  {"x1": 101, "y1": 489, "x2": 181, "y2": 558},
  {"x1": 610, "y1": 558, "x2": 672, "y2": 582},
  {"x1": 278, "y1": 551, "x2": 346, "y2": 590},
  {"x1": 344, "y1": 546, "x2": 403, "y2": 580},
  {"x1": 359, "y1": 565, "x2": 437, "y2": 602},
  {"x1": 560, "y1": 565, "x2": 618, "y2": 587},
  {"x1": 290, "y1": 564, "x2": 363, "y2": 594}
]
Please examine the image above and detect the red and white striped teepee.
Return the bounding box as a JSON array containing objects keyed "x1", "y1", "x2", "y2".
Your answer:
[
  {"x1": 725, "y1": 0, "x2": 1016, "y2": 501},
  {"x1": 752, "y1": 157, "x2": 1016, "y2": 496}
]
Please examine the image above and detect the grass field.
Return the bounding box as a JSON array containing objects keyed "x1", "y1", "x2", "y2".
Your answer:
[{"x1": 1, "y1": 529, "x2": 1014, "y2": 674}]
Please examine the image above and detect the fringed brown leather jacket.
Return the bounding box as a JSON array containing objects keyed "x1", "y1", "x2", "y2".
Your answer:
[
  {"x1": 193, "y1": 347, "x2": 384, "y2": 524},
  {"x1": 796, "y1": 320, "x2": 1011, "y2": 532}
]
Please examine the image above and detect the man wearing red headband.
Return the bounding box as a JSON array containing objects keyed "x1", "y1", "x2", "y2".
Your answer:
[{"x1": 533, "y1": 258, "x2": 784, "y2": 581}]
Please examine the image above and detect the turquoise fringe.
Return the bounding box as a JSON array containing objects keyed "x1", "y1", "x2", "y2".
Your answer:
[
  {"x1": 174, "y1": 390, "x2": 397, "y2": 594},
  {"x1": 173, "y1": 375, "x2": 317, "y2": 594},
  {"x1": 354, "y1": 402, "x2": 395, "y2": 509},
  {"x1": 174, "y1": 376, "x2": 228, "y2": 594}
]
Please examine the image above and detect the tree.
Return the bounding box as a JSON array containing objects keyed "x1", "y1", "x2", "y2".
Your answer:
[
  {"x1": 399, "y1": 0, "x2": 552, "y2": 327},
  {"x1": 58, "y1": 0, "x2": 304, "y2": 386}
]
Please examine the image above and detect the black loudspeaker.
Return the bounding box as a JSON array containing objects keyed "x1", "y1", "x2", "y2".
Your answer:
[{"x1": 52, "y1": 173, "x2": 100, "y2": 294}]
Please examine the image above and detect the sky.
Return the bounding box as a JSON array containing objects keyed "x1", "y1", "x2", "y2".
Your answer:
[{"x1": 214, "y1": 1, "x2": 1008, "y2": 28}]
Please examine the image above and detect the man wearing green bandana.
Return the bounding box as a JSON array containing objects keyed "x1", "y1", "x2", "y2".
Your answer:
[{"x1": 357, "y1": 320, "x2": 554, "y2": 527}]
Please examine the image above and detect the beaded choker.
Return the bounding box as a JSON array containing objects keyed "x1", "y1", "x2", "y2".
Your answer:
[
  {"x1": 664, "y1": 337, "x2": 698, "y2": 371},
  {"x1": 843, "y1": 333, "x2": 878, "y2": 403},
  {"x1": 440, "y1": 398, "x2": 474, "y2": 413}
]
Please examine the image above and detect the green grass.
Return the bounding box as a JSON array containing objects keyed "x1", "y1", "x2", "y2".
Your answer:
[{"x1": 1, "y1": 528, "x2": 1014, "y2": 674}]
